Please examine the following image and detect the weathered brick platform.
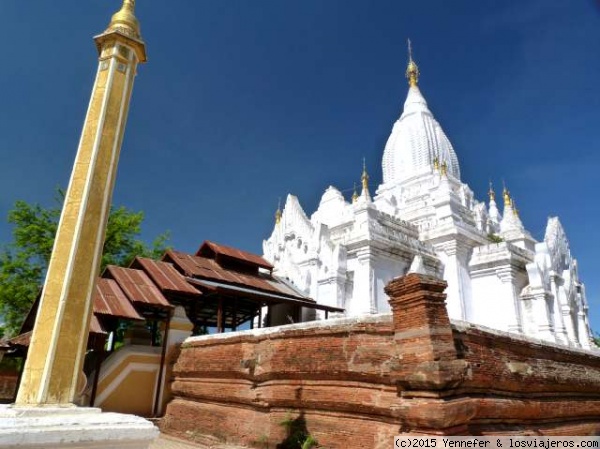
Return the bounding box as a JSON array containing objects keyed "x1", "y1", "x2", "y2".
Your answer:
[{"x1": 161, "y1": 274, "x2": 600, "y2": 448}]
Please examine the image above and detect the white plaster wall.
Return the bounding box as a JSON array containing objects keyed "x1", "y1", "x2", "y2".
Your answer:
[
  {"x1": 373, "y1": 257, "x2": 409, "y2": 313},
  {"x1": 470, "y1": 273, "x2": 521, "y2": 332}
]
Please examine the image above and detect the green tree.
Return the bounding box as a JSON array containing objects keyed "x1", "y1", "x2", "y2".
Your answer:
[
  {"x1": 593, "y1": 330, "x2": 600, "y2": 347},
  {"x1": 0, "y1": 188, "x2": 169, "y2": 336}
]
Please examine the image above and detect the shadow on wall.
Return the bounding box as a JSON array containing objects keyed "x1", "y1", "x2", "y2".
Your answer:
[{"x1": 276, "y1": 412, "x2": 318, "y2": 449}]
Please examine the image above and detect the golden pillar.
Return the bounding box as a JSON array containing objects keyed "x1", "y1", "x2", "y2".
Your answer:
[{"x1": 15, "y1": 0, "x2": 147, "y2": 406}]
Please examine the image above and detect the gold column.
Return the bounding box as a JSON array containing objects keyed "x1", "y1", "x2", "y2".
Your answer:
[{"x1": 15, "y1": 0, "x2": 147, "y2": 406}]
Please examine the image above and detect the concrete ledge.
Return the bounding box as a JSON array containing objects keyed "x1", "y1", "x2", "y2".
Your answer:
[
  {"x1": 451, "y1": 319, "x2": 600, "y2": 357},
  {"x1": 185, "y1": 313, "x2": 393, "y2": 343},
  {"x1": 185, "y1": 312, "x2": 599, "y2": 357},
  {"x1": 0, "y1": 405, "x2": 158, "y2": 449}
]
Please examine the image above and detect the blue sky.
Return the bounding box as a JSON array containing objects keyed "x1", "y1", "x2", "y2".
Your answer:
[{"x1": 0, "y1": 1, "x2": 599, "y2": 330}]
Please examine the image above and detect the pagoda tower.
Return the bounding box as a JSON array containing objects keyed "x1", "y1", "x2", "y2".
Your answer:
[{"x1": 16, "y1": 0, "x2": 147, "y2": 406}]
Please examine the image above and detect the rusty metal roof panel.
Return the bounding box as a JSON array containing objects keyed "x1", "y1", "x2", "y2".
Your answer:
[
  {"x1": 106, "y1": 266, "x2": 172, "y2": 309},
  {"x1": 93, "y1": 278, "x2": 144, "y2": 321},
  {"x1": 265, "y1": 277, "x2": 314, "y2": 300},
  {"x1": 134, "y1": 257, "x2": 200, "y2": 296},
  {"x1": 8, "y1": 331, "x2": 32, "y2": 347},
  {"x1": 165, "y1": 250, "x2": 309, "y2": 301},
  {"x1": 198, "y1": 240, "x2": 274, "y2": 270},
  {"x1": 9, "y1": 316, "x2": 106, "y2": 348},
  {"x1": 189, "y1": 278, "x2": 343, "y2": 312},
  {"x1": 89, "y1": 315, "x2": 108, "y2": 335}
]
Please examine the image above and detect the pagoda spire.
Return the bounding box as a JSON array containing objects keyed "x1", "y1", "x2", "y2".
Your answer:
[
  {"x1": 352, "y1": 182, "x2": 359, "y2": 203},
  {"x1": 361, "y1": 158, "x2": 369, "y2": 191},
  {"x1": 512, "y1": 199, "x2": 519, "y2": 218},
  {"x1": 499, "y1": 182, "x2": 524, "y2": 232},
  {"x1": 488, "y1": 180, "x2": 496, "y2": 202},
  {"x1": 360, "y1": 157, "x2": 371, "y2": 201},
  {"x1": 275, "y1": 198, "x2": 282, "y2": 225},
  {"x1": 488, "y1": 180, "x2": 501, "y2": 225},
  {"x1": 502, "y1": 182, "x2": 512, "y2": 207},
  {"x1": 406, "y1": 38, "x2": 420, "y2": 87}
]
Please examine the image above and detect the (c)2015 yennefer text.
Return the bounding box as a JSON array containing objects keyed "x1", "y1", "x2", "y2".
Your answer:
[{"x1": 394, "y1": 438, "x2": 600, "y2": 449}]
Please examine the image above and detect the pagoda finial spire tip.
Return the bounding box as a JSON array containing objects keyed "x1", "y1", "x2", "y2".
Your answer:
[
  {"x1": 502, "y1": 181, "x2": 512, "y2": 207},
  {"x1": 360, "y1": 157, "x2": 371, "y2": 200},
  {"x1": 275, "y1": 198, "x2": 282, "y2": 225},
  {"x1": 488, "y1": 180, "x2": 496, "y2": 201},
  {"x1": 406, "y1": 38, "x2": 420, "y2": 87}
]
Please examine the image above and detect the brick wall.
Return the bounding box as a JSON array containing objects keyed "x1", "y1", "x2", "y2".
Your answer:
[{"x1": 161, "y1": 274, "x2": 600, "y2": 448}]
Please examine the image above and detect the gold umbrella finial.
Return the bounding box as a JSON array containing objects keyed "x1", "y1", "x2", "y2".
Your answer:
[
  {"x1": 275, "y1": 198, "x2": 282, "y2": 225},
  {"x1": 406, "y1": 38, "x2": 420, "y2": 87},
  {"x1": 352, "y1": 182, "x2": 359, "y2": 203},
  {"x1": 502, "y1": 181, "x2": 511, "y2": 207},
  {"x1": 361, "y1": 157, "x2": 370, "y2": 193}
]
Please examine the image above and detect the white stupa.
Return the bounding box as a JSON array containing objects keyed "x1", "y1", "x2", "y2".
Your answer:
[{"x1": 262, "y1": 43, "x2": 592, "y2": 349}]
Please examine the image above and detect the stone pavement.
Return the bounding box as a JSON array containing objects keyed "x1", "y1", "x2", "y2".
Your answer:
[{"x1": 151, "y1": 433, "x2": 250, "y2": 449}]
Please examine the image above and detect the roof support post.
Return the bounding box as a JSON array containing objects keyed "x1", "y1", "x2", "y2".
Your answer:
[
  {"x1": 232, "y1": 298, "x2": 238, "y2": 331},
  {"x1": 153, "y1": 309, "x2": 172, "y2": 417},
  {"x1": 217, "y1": 298, "x2": 224, "y2": 333},
  {"x1": 89, "y1": 336, "x2": 107, "y2": 407},
  {"x1": 11, "y1": 352, "x2": 28, "y2": 403}
]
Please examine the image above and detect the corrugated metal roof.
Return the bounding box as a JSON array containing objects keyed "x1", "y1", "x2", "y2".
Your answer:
[
  {"x1": 189, "y1": 278, "x2": 343, "y2": 312},
  {"x1": 9, "y1": 316, "x2": 106, "y2": 348},
  {"x1": 89, "y1": 314, "x2": 108, "y2": 335},
  {"x1": 8, "y1": 331, "x2": 32, "y2": 347},
  {"x1": 198, "y1": 240, "x2": 274, "y2": 270},
  {"x1": 165, "y1": 249, "x2": 308, "y2": 301},
  {"x1": 93, "y1": 278, "x2": 144, "y2": 321},
  {"x1": 106, "y1": 266, "x2": 173, "y2": 310},
  {"x1": 134, "y1": 257, "x2": 200, "y2": 296}
]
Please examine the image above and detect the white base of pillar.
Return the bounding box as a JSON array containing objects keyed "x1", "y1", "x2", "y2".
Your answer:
[{"x1": 0, "y1": 405, "x2": 158, "y2": 449}]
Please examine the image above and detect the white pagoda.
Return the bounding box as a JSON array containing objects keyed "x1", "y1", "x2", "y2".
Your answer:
[{"x1": 262, "y1": 44, "x2": 593, "y2": 348}]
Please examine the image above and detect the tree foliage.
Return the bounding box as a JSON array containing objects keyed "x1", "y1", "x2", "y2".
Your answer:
[{"x1": 0, "y1": 189, "x2": 169, "y2": 337}]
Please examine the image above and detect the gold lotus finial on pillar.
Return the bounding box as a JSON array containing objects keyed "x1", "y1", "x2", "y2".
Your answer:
[
  {"x1": 406, "y1": 38, "x2": 420, "y2": 87},
  {"x1": 512, "y1": 199, "x2": 519, "y2": 217},
  {"x1": 488, "y1": 180, "x2": 496, "y2": 201},
  {"x1": 433, "y1": 154, "x2": 440, "y2": 172},
  {"x1": 108, "y1": 0, "x2": 140, "y2": 37}
]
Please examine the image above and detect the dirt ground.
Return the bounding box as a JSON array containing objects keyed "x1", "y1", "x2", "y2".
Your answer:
[{"x1": 150, "y1": 433, "x2": 251, "y2": 449}]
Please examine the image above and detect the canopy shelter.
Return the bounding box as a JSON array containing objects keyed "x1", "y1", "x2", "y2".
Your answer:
[
  {"x1": 4, "y1": 239, "x2": 344, "y2": 414},
  {"x1": 156, "y1": 241, "x2": 344, "y2": 333}
]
